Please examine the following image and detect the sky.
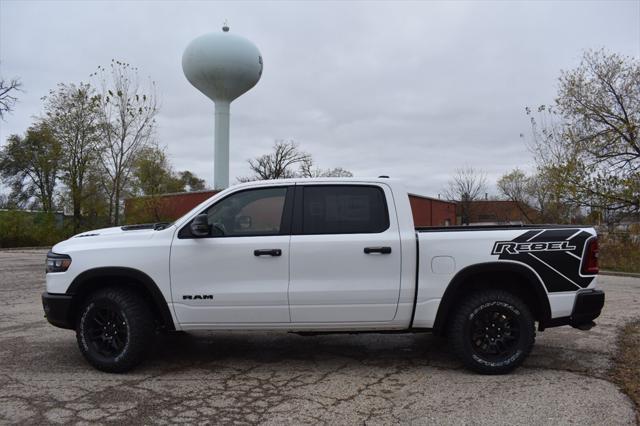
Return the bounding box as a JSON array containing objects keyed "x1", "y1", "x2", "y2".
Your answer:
[{"x1": 1, "y1": 0, "x2": 639, "y2": 197}]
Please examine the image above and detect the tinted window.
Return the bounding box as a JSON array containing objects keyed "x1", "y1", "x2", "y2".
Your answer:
[
  {"x1": 204, "y1": 187, "x2": 287, "y2": 237},
  {"x1": 302, "y1": 186, "x2": 389, "y2": 234}
]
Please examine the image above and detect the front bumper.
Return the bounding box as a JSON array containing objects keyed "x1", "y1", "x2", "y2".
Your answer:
[
  {"x1": 545, "y1": 289, "x2": 605, "y2": 329},
  {"x1": 42, "y1": 292, "x2": 74, "y2": 330}
]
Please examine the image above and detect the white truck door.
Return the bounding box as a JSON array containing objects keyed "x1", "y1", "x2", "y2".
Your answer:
[
  {"x1": 288, "y1": 184, "x2": 402, "y2": 323},
  {"x1": 170, "y1": 186, "x2": 293, "y2": 325}
]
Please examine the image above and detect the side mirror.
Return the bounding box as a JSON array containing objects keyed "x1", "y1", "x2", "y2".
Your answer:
[{"x1": 190, "y1": 214, "x2": 210, "y2": 237}]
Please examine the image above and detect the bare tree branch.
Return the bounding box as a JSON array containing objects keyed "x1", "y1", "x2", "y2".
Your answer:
[
  {"x1": 0, "y1": 77, "x2": 22, "y2": 119},
  {"x1": 93, "y1": 60, "x2": 158, "y2": 225},
  {"x1": 443, "y1": 166, "x2": 487, "y2": 224},
  {"x1": 238, "y1": 140, "x2": 354, "y2": 182}
]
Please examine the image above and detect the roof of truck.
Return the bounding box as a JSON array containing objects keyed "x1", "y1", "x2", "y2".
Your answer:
[{"x1": 230, "y1": 176, "x2": 404, "y2": 188}]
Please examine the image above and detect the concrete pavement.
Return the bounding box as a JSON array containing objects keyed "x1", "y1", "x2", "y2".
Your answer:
[{"x1": 0, "y1": 249, "x2": 638, "y2": 424}]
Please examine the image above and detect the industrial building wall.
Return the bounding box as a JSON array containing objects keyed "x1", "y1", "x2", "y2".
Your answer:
[
  {"x1": 124, "y1": 190, "x2": 218, "y2": 223},
  {"x1": 408, "y1": 195, "x2": 456, "y2": 227},
  {"x1": 462, "y1": 200, "x2": 537, "y2": 224}
]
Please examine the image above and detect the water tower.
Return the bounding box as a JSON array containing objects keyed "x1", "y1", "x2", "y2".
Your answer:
[{"x1": 182, "y1": 25, "x2": 263, "y2": 189}]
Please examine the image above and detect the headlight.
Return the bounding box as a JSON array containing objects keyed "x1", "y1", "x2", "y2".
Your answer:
[{"x1": 46, "y1": 252, "x2": 72, "y2": 273}]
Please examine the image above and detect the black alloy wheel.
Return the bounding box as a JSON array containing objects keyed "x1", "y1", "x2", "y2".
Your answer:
[
  {"x1": 84, "y1": 305, "x2": 128, "y2": 358},
  {"x1": 469, "y1": 305, "x2": 520, "y2": 362},
  {"x1": 449, "y1": 290, "x2": 535, "y2": 374},
  {"x1": 76, "y1": 287, "x2": 154, "y2": 373}
]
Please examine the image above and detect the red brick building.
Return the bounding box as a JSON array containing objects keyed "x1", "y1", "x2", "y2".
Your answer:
[
  {"x1": 462, "y1": 200, "x2": 538, "y2": 224},
  {"x1": 408, "y1": 193, "x2": 456, "y2": 227},
  {"x1": 124, "y1": 190, "x2": 219, "y2": 223},
  {"x1": 125, "y1": 190, "x2": 457, "y2": 227}
]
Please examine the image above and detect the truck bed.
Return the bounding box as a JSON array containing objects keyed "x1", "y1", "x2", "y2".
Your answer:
[{"x1": 416, "y1": 224, "x2": 585, "y2": 232}]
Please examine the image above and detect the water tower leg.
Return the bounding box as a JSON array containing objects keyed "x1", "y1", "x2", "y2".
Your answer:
[{"x1": 214, "y1": 101, "x2": 230, "y2": 189}]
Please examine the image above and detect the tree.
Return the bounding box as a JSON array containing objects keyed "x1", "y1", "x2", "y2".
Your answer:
[
  {"x1": 43, "y1": 83, "x2": 102, "y2": 232},
  {"x1": 443, "y1": 166, "x2": 487, "y2": 224},
  {"x1": 128, "y1": 145, "x2": 206, "y2": 222},
  {"x1": 79, "y1": 168, "x2": 111, "y2": 229},
  {"x1": 0, "y1": 124, "x2": 61, "y2": 212},
  {"x1": 131, "y1": 145, "x2": 184, "y2": 196},
  {"x1": 497, "y1": 169, "x2": 535, "y2": 222},
  {"x1": 239, "y1": 140, "x2": 353, "y2": 182},
  {"x1": 0, "y1": 77, "x2": 21, "y2": 119},
  {"x1": 240, "y1": 140, "x2": 311, "y2": 181},
  {"x1": 178, "y1": 171, "x2": 206, "y2": 192},
  {"x1": 94, "y1": 60, "x2": 158, "y2": 225},
  {"x1": 528, "y1": 50, "x2": 639, "y2": 222},
  {"x1": 0, "y1": 193, "x2": 11, "y2": 209},
  {"x1": 299, "y1": 157, "x2": 354, "y2": 178},
  {"x1": 497, "y1": 167, "x2": 577, "y2": 223}
]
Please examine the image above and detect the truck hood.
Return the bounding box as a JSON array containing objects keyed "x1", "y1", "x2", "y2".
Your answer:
[{"x1": 51, "y1": 224, "x2": 173, "y2": 254}]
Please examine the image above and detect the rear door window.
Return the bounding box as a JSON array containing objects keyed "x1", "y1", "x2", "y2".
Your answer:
[{"x1": 301, "y1": 185, "x2": 389, "y2": 234}]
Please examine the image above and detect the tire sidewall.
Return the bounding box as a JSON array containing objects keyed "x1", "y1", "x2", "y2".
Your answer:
[
  {"x1": 77, "y1": 296, "x2": 132, "y2": 368},
  {"x1": 464, "y1": 300, "x2": 527, "y2": 369},
  {"x1": 452, "y1": 292, "x2": 535, "y2": 374}
]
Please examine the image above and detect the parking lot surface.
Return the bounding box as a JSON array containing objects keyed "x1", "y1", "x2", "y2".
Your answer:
[{"x1": 0, "y1": 249, "x2": 638, "y2": 424}]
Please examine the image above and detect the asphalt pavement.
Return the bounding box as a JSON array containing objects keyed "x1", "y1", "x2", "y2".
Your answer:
[{"x1": 0, "y1": 249, "x2": 638, "y2": 425}]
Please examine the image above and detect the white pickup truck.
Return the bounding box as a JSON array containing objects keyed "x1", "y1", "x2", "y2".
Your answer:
[{"x1": 42, "y1": 178, "x2": 604, "y2": 374}]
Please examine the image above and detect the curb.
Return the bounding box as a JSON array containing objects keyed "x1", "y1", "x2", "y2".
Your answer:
[
  {"x1": 600, "y1": 270, "x2": 640, "y2": 278},
  {"x1": 0, "y1": 247, "x2": 51, "y2": 251}
]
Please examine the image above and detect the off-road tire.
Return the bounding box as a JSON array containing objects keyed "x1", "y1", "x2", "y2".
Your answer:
[
  {"x1": 449, "y1": 290, "x2": 535, "y2": 374},
  {"x1": 76, "y1": 287, "x2": 154, "y2": 373}
]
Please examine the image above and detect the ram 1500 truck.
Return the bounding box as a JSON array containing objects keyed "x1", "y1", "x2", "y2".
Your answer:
[{"x1": 42, "y1": 178, "x2": 604, "y2": 374}]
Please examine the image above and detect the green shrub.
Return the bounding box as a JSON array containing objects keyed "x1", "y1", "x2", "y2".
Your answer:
[{"x1": 0, "y1": 210, "x2": 73, "y2": 248}]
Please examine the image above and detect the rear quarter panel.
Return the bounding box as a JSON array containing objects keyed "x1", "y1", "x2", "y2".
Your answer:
[{"x1": 412, "y1": 227, "x2": 599, "y2": 328}]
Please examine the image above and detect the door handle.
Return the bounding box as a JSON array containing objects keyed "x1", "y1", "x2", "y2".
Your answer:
[
  {"x1": 364, "y1": 246, "x2": 392, "y2": 254},
  {"x1": 254, "y1": 249, "x2": 282, "y2": 257}
]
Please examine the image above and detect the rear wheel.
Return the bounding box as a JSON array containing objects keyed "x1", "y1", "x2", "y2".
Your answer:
[
  {"x1": 76, "y1": 287, "x2": 154, "y2": 373},
  {"x1": 449, "y1": 290, "x2": 535, "y2": 374}
]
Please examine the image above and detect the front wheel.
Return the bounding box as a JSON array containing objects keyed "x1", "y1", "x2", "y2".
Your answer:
[
  {"x1": 449, "y1": 290, "x2": 535, "y2": 374},
  {"x1": 76, "y1": 287, "x2": 154, "y2": 373}
]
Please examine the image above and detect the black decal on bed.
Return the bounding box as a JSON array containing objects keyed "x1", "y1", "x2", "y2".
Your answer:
[{"x1": 491, "y1": 229, "x2": 595, "y2": 292}]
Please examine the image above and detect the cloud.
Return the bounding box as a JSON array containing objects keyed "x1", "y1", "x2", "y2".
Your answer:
[{"x1": 1, "y1": 0, "x2": 638, "y2": 198}]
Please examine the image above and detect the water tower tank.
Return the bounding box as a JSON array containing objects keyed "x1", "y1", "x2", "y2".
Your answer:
[{"x1": 182, "y1": 25, "x2": 263, "y2": 189}]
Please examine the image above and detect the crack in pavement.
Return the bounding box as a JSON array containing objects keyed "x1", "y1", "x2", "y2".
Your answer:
[{"x1": 0, "y1": 250, "x2": 637, "y2": 424}]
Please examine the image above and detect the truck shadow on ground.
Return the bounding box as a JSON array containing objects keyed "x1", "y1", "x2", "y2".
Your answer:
[
  {"x1": 20, "y1": 324, "x2": 608, "y2": 377},
  {"x1": 146, "y1": 331, "x2": 461, "y2": 371},
  {"x1": 142, "y1": 327, "x2": 611, "y2": 378}
]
